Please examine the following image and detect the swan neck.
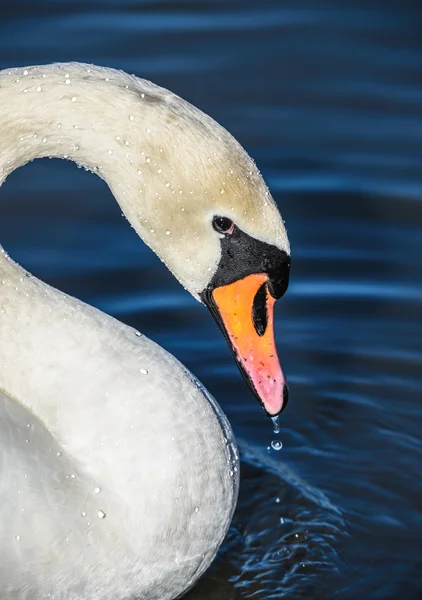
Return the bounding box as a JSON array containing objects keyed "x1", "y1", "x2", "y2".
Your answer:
[{"x1": 0, "y1": 64, "x2": 155, "y2": 245}]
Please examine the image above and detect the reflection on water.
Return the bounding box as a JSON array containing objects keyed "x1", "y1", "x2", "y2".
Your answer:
[{"x1": 1, "y1": 2, "x2": 421, "y2": 599}]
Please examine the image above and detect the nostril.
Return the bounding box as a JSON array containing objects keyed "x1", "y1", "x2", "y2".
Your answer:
[{"x1": 252, "y1": 283, "x2": 268, "y2": 336}]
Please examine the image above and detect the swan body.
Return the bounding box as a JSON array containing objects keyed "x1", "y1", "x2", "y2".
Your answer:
[{"x1": 0, "y1": 63, "x2": 290, "y2": 599}]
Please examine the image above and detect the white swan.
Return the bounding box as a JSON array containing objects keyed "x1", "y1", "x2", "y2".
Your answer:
[{"x1": 0, "y1": 63, "x2": 290, "y2": 600}]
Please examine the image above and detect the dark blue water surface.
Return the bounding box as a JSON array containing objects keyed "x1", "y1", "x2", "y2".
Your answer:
[{"x1": 1, "y1": 2, "x2": 421, "y2": 599}]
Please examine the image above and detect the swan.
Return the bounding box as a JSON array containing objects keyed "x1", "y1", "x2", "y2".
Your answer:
[{"x1": 0, "y1": 63, "x2": 290, "y2": 600}]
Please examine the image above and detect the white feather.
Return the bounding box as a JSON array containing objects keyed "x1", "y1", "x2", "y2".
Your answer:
[{"x1": 0, "y1": 62, "x2": 288, "y2": 599}]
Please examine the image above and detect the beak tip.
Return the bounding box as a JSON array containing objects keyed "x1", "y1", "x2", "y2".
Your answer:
[{"x1": 264, "y1": 382, "x2": 289, "y2": 417}]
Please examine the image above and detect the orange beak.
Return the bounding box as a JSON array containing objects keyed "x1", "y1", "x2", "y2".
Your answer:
[{"x1": 208, "y1": 273, "x2": 288, "y2": 416}]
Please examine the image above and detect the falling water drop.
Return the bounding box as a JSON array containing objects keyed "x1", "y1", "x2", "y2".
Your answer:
[
  {"x1": 271, "y1": 415, "x2": 280, "y2": 434},
  {"x1": 270, "y1": 440, "x2": 283, "y2": 451}
]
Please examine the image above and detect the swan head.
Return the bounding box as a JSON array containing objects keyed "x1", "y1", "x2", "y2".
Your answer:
[{"x1": 119, "y1": 89, "x2": 290, "y2": 417}]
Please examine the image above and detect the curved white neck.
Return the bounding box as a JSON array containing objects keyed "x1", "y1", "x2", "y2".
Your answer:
[
  {"x1": 0, "y1": 62, "x2": 247, "y2": 295},
  {"x1": 0, "y1": 63, "x2": 170, "y2": 265}
]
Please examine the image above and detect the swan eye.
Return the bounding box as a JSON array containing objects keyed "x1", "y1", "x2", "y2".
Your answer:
[{"x1": 212, "y1": 216, "x2": 234, "y2": 234}]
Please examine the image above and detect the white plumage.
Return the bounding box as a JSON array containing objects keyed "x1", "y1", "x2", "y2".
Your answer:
[{"x1": 0, "y1": 63, "x2": 288, "y2": 599}]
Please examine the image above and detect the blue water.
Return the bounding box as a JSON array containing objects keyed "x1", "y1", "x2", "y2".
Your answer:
[{"x1": 1, "y1": 2, "x2": 421, "y2": 598}]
